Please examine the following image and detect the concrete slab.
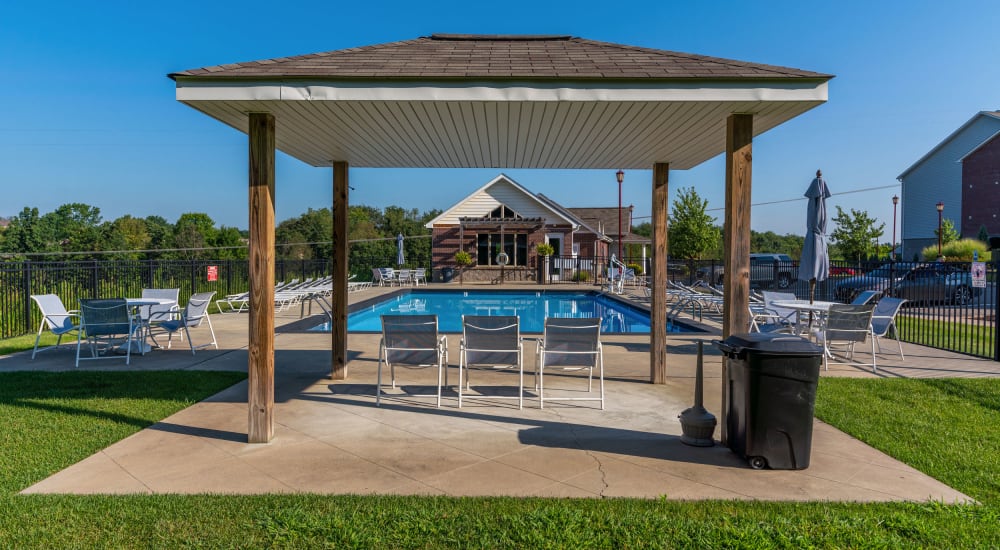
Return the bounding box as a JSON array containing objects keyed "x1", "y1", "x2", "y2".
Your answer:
[{"x1": 8, "y1": 283, "x2": 990, "y2": 503}]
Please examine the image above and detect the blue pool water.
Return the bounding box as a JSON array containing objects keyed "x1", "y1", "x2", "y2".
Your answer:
[{"x1": 311, "y1": 291, "x2": 697, "y2": 334}]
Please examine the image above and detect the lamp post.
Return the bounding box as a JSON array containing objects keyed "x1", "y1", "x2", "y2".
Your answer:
[
  {"x1": 936, "y1": 201, "x2": 944, "y2": 259},
  {"x1": 891, "y1": 195, "x2": 899, "y2": 261},
  {"x1": 616, "y1": 169, "x2": 624, "y2": 261}
]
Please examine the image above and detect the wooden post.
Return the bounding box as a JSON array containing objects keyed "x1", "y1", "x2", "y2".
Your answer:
[
  {"x1": 248, "y1": 112, "x2": 275, "y2": 444},
  {"x1": 650, "y1": 162, "x2": 669, "y2": 384},
  {"x1": 331, "y1": 161, "x2": 349, "y2": 380},
  {"x1": 721, "y1": 113, "x2": 753, "y2": 445}
]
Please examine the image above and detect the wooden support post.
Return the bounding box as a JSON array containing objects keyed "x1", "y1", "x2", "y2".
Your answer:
[
  {"x1": 650, "y1": 162, "x2": 669, "y2": 384},
  {"x1": 248, "y1": 112, "x2": 275, "y2": 444},
  {"x1": 331, "y1": 161, "x2": 349, "y2": 380},
  {"x1": 721, "y1": 113, "x2": 753, "y2": 445}
]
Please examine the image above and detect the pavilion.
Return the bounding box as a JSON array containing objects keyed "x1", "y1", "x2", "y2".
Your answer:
[{"x1": 170, "y1": 34, "x2": 832, "y2": 443}]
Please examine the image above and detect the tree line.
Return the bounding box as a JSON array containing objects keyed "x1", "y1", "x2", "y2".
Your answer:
[{"x1": 0, "y1": 203, "x2": 439, "y2": 263}]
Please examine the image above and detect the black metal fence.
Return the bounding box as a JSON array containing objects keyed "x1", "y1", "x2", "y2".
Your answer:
[
  {"x1": 0, "y1": 255, "x2": 431, "y2": 340},
  {"x1": 3, "y1": 255, "x2": 995, "y2": 361}
]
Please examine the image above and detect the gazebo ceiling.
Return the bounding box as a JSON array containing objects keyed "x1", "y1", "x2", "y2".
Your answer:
[{"x1": 171, "y1": 34, "x2": 831, "y2": 170}]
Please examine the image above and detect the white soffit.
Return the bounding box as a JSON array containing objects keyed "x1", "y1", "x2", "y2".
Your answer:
[{"x1": 175, "y1": 79, "x2": 828, "y2": 169}]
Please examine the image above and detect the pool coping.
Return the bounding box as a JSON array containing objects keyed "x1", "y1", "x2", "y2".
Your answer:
[{"x1": 276, "y1": 287, "x2": 716, "y2": 335}]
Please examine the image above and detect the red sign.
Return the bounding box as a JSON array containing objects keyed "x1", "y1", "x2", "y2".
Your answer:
[{"x1": 207, "y1": 265, "x2": 218, "y2": 282}]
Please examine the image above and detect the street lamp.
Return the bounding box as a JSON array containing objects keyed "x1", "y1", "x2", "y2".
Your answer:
[
  {"x1": 936, "y1": 201, "x2": 944, "y2": 259},
  {"x1": 891, "y1": 195, "x2": 899, "y2": 261},
  {"x1": 616, "y1": 169, "x2": 625, "y2": 261}
]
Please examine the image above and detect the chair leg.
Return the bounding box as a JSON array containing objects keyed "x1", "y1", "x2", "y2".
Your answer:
[
  {"x1": 871, "y1": 336, "x2": 877, "y2": 374},
  {"x1": 185, "y1": 325, "x2": 195, "y2": 355},
  {"x1": 458, "y1": 348, "x2": 464, "y2": 408},
  {"x1": 32, "y1": 321, "x2": 45, "y2": 360},
  {"x1": 598, "y1": 349, "x2": 605, "y2": 410},
  {"x1": 517, "y1": 349, "x2": 523, "y2": 410},
  {"x1": 376, "y1": 342, "x2": 384, "y2": 407},
  {"x1": 436, "y1": 357, "x2": 443, "y2": 409}
]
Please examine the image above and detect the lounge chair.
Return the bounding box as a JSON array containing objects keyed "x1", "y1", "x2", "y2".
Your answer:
[
  {"x1": 76, "y1": 298, "x2": 140, "y2": 367},
  {"x1": 30, "y1": 294, "x2": 81, "y2": 359},
  {"x1": 376, "y1": 315, "x2": 448, "y2": 407},
  {"x1": 534, "y1": 317, "x2": 604, "y2": 409},
  {"x1": 458, "y1": 316, "x2": 523, "y2": 408},
  {"x1": 850, "y1": 290, "x2": 881, "y2": 305},
  {"x1": 156, "y1": 292, "x2": 218, "y2": 354}
]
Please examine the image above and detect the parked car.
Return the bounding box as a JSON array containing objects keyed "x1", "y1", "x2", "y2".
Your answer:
[
  {"x1": 695, "y1": 253, "x2": 795, "y2": 289},
  {"x1": 829, "y1": 265, "x2": 857, "y2": 276},
  {"x1": 891, "y1": 265, "x2": 981, "y2": 305},
  {"x1": 833, "y1": 262, "x2": 919, "y2": 302}
]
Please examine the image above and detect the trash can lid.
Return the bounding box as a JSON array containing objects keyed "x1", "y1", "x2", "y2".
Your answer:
[{"x1": 717, "y1": 332, "x2": 822, "y2": 355}]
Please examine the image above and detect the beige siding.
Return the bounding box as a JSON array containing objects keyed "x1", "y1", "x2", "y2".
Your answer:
[{"x1": 433, "y1": 178, "x2": 570, "y2": 225}]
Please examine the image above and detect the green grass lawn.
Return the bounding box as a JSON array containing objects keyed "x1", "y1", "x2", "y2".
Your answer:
[
  {"x1": 0, "y1": 332, "x2": 65, "y2": 357},
  {"x1": 897, "y1": 315, "x2": 997, "y2": 359},
  {"x1": 2, "y1": 372, "x2": 999, "y2": 548}
]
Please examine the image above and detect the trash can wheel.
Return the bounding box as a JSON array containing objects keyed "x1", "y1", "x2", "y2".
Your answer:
[{"x1": 749, "y1": 456, "x2": 768, "y2": 470}]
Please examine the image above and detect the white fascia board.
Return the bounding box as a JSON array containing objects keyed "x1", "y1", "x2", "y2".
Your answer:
[
  {"x1": 424, "y1": 173, "x2": 515, "y2": 228},
  {"x1": 175, "y1": 79, "x2": 828, "y2": 104}
]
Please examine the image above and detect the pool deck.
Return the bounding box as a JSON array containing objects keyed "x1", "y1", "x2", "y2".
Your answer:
[{"x1": 6, "y1": 282, "x2": 998, "y2": 502}]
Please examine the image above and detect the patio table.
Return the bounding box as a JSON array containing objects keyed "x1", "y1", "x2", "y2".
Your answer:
[
  {"x1": 770, "y1": 299, "x2": 838, "y2": 343},
  {"x1": 124, "y1": 297, "x2": 177, "y2": 354}
]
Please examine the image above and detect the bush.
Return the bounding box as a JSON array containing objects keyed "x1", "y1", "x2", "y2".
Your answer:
[
  {"x1": 535, "y1": 243, "x2": 555, "y2": 257},
  {"x1": 921, "y1": 239, "x2": 992, "y2": 262},
  {"x1": 572, "y1": 270, "x2": 591, "y2": 282},
  {"x1": 626, "y1": 263, "x2": 643, "y2": 275},
  {"x1": 454, "y1": 250, "x2": 473, "y2": 266}
]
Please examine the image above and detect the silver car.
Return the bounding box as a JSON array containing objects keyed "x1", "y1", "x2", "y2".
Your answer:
[{"x1": 891, "y1": 265, "x2": 980, "y2": 305}]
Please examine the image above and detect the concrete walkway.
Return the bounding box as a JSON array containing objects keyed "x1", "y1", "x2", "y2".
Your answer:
[{"x1": 7, "y1": 283, "x2": 996, "y2": 502}]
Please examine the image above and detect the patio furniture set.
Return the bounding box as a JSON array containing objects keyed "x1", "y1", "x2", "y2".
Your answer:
[
  {"x1": 751, "y1": 290, "x2": 907, "y2": 373},
  {"x1": 377, "y1": 314, "x2": 603, "y2": 410},
  {"x1": 30, "y1": 290, "x2": 218, "y2": 366},
  {"x1": 372, "y1": 267, "x2": 427, "y2": 287}
]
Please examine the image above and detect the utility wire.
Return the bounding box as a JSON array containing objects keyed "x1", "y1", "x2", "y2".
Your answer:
[
  {"x1": 0, "y1": 234, "x2": 432, "y2": 259},
  {"x1": 631, "y1": 183, "x2": 901, "y2": 220}
]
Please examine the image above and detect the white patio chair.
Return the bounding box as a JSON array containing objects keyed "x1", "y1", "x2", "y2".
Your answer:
[
  {"x1": 395, "y1": 269, "x2": 412, "y2": 286},
  {"x1": 139, "y1": 288, "x2": 179, "y2": 347},
  {"x1": 870, "y1": 297, "x2": 907, "y2": 361},
  {"x1": 534, "y1": 317, "x2": 604, "y2": 409},
  {"x1": 458, "y1": 315, "x2": 523, "y2": 409},
  {"x1": 76, "y1": 298, "x2": 140, "y2": 367},
  {"x1": 412, "y1": 267, "x2": 427, "y2": 286},
  {"x1": 156, "y1": 292, "x2": 219, "y2": 354},
  {"x1": 822, "y1": 303, "x2": 877, "y2": 372},
  {"x1": 762, "y1": 291, "x2": 799, "y2": 327},
  {"x1": 377, "y1": 315, "x2": 448, "y2": 408},
  {"x1": 30, "y1": 294, "x2": 81, "y2": 359}
]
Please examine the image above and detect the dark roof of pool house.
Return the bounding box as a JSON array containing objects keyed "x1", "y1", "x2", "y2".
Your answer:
[{"x1": 170, "y1": 34, "x2": 831, "y2": 80}]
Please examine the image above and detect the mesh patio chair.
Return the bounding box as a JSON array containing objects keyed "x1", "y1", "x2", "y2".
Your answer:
[
  {"x1": 870, "y1": 297, "x2": 907, "y2": 361},
  {"x1": 761, "y1": 291, "x2": 799, "y2": 327},
  {"x1": 139, "y1": 288, "x2": 179, "y2": 347},
  {"x1": 458, "y1": 315, "x2": 523, "y2": 409},
  {"x1": 534, "y1": 317, "x2": 604, "y2": 410},
  {"x1": 412, "y1": 267, "x2": 427, "y2": 286},
  {"x1": 822, "y1": 303, "x2": 877, "y2": 373},
  {"x1": 850, "y1": 290, "x2": 881, "y2": 305},
  {"x1": 30, "y1": 294, "x2": 81, "y2": 359},
  {"x1": 377, "y1": 315, "x2": 448, "y2": 407},
  {"x1": 155, "y1": 292, "x2": 218, "y2": 354},
  {"x1": 76, "y1": 298, "x2": 139, "y2": 367}
]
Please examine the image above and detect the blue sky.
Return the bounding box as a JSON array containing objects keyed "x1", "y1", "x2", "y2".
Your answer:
[{"x1": 2, "y1": 0, "x2": 997, "y2": 237}]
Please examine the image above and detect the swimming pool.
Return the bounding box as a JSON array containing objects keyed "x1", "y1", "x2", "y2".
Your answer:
[{"x1": 309, "y1": 290, "x2": 699, "y2": 334}]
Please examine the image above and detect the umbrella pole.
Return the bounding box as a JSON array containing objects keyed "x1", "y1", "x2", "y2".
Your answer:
[{"x1": 808, "y1": 278, "x2": 816, "y2": 331}]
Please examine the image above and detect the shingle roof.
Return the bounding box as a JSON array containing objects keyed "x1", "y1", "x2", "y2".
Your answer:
[
  {"x1": 171, "y1": 34, "x2": 830, "y2": 80},
  {"x1": 568, "y1": 207, "x2": 636, "y2": 238}
]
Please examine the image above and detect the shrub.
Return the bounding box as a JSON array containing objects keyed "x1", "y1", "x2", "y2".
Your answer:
[
  {"x1": 572, "y1": 270, "x2": 591, "y2": 282},
  {"x1": 921, "y1": 239, "x2": 992, "y2": 262},
  {"x1": 626, "y1": 263, "x2": 643, "y2": 275},
  {"x1": 454, "y1": 251, "x2": 473, "y2": 266},
  {"x1": 536, "y1": 243, "x2": 555, "y2": 257}
]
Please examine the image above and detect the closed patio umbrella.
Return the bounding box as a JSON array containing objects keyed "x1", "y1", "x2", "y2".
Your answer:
[
  {"x1": 798, "y1": 169, "x2": 831, "y2": 304},
  {"x1": 396, "y1": 233, "x2": 405, "y2": 266}
]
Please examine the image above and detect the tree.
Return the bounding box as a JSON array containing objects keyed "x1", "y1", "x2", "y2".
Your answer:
[
  {"x1": 667, "y1": 187, "x2": 716, "y2": 260},
  {"x1": 0, "y1": 207, "x2": 50, "y2": 255},
  {"x1": 978, "y1": 224, "x2": 991, "y2": 244},
  {"x1": 41, "y1": 203, "x2": 103, "y2": 253},
  {"x1": 934, "y1": 218, "x2": 960, "y2": 246},
  {"x1": 831, "y1": 206, "x2": 885, "y2": 262},
  {"x1": 173, "y1": 213, "x2": 217, "y2": 259}
]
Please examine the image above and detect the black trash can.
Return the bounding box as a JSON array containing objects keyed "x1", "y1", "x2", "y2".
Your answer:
[
  {"x1": 715, "y1": 333, "x2": 823, "y2": 470},
  {"x1": 440, "y1": 267, "x2": 455, "y2": 283}
]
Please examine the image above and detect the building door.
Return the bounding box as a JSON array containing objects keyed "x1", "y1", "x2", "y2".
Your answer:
[{"x1": 546, "y1": 234, "x2": 563, "y2": 281}]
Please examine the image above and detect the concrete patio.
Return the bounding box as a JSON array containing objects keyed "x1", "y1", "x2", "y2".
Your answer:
[{"x1": 6, "y1": 284, "x2": 997, "y2": 502}]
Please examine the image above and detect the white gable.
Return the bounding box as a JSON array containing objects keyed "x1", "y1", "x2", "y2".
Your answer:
[{"x1": 425, "y1": 174, "x2": 577, "y2": 227}]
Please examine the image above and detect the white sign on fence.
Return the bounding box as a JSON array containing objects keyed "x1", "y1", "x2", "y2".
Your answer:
[{"x1": 971, "y1": 262, "x2": 986, "y2": 288}]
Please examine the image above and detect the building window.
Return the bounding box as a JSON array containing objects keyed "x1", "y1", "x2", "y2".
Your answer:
[
  {"x1": 489, "y1": 205, "x2": 522, "y2": 219},
  {"x1": 476, "y1": 233, "x2": 528, "y2": 266}
]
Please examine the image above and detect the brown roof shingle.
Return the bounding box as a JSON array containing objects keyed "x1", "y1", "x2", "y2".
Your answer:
[{"x1": 171, "y1": 34, "x2": 831, "y2": 80}]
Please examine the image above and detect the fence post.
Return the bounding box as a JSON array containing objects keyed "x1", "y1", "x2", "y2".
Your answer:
[
  {"x1": 91, "y1": 260, "x2": 99, "y2": 298},
  {"x1": 22, "y1": 260, "x2": 32, "y2": 334},
  {"x1": 995, "y1": 252, "x2": 1000, "y2": 361}
]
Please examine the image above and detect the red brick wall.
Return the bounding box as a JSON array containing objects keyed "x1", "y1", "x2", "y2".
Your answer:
[{"x1": 962, "y1": 135, "x2": 1000, "y2": 237}]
